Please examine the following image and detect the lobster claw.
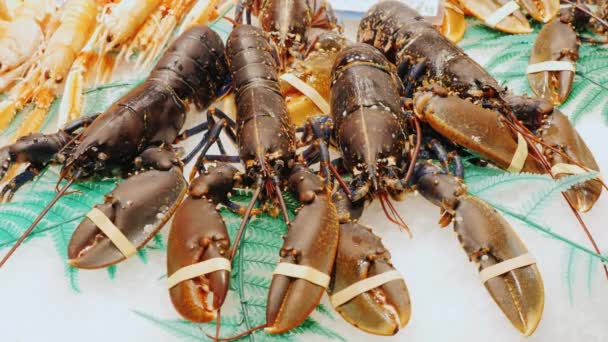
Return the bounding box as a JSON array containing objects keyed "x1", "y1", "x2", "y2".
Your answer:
[
  {"x1": 415, "y1": 162, "x2": 544, "y2": 335},
  {"x1": 67, "y1": 166, "x2": 187, "y2": 269},
  {"x1": 330, "y1": 222, "x2": 411, "y2": 336},
  {"x1": 528, "y1": 17, "x2": 578, "y2": 105},
  {"x1": 266, "y1": 166, "x2": 339, "y2": 334},
  {"x1": 457, "y1": 0, "x2": 532, "y2": 33},
  {"x1": 166, "y1": 164, "x2": 239, "y2": 322},
  {"x1": 541, "y1": 110, "x2": 602, "y2": 212},
  {"x1": 455, "y1": 196, "x2": 544, "y2": 335},
  {"x1": 166, "y1": 197, "x2": 230, "y2": 322},
  {"x1": 517, "y1": 0, "x2": 559, "y2": 23}
]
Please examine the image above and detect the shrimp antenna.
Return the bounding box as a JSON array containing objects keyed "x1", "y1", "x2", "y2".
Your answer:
[{"x1": 0, "y1": 176, "x2": 77, "y2": 268}]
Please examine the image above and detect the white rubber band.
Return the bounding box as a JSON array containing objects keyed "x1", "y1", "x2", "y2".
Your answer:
[
  {"x1": 280, "y1": 73, "x2": 330, "y2": 115},
  {"x1": 485, "y1": 1, "x2": 520, "y2": 28},
  {"x1": 443, "y1": 1, "x2": 464, "y2": 15},
  {"x1": 86, "y1": 208, "x2": 137, "y2": 258},
  {"x1": 527, "y1": 61, "x2": 575, "y2": 74},
  {"x1": 551, "y1": 163, "x2": 598, "y2": 176},
  {"x1": 480, "y1": 253, "x2": 536, "y2": 283},
  {"x1": 507, "y1": 132, "x2": 528, "y2": 173},
  {"x1": 273, "y1": 262, "x2": 330, "y2": 288},
  {"x1": 330, "y1": 270, "x2": 403, "y2": 308},
  {"x1": 167, "y1": 257, "x2": 232, "y2": 289}
]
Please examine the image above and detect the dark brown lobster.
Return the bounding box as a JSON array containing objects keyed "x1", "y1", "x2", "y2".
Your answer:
[
  {"x1": 0, "y1": 25, "x2": 231, "y2": 269},
  {"x1": 235, "y1": 0, "x2": 340, "y2": 65},
  {"x1": 358, "y1": 0, "x2": 601, "y2": 213},
  {"x1": 180, "y1": 24, "x2": 341, "y2": 336},
  {"x1": 319, "y1": 43, "x2": 544, "y2": 336}
]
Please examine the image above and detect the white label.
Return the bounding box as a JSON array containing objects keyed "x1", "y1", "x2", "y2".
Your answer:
[
  {"x1": 332, "y1": 0, "x2": 441, "y2": 17},
  {"x1": 401, "y1": 0, "x2": 441, "y2": 17}
]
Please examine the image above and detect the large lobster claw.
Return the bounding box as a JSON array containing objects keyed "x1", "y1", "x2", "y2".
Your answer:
[
  {"x1": 517, "y1": 0, "x2": 559, "y2": 23},
  {"x1": 413, "y1": 89, "x2": 545, "y2": 173},
  {"x1": 266, "y1": 165, "x2": 339, "y2": 334},
  {"x1": 528, "y1": 13, "x2": 578, "y2": 105},
  {"x1": 329, "y1": 222, "x2": 411, "y2": 336},
  {"x1": 167, "y1": 163, "x2": 240, "y2": 322},
  {"x1": 415, "y1": 162, "x2": 544, "y2": 335},
  {"x1": 68, "y1": 148, "x2": 187, "y2": 269},
  {"x1": 457, "y1": 0, "x2": 532, "y2": 34}
]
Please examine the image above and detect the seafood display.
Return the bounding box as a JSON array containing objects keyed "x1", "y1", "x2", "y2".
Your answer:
[{"x1": 0, "y1": 1, "x2": 606, "y2": 341}]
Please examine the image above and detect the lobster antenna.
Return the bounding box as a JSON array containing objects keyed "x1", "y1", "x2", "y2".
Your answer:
[
  {"x1": 379, "y1": 192, "x2": 412, "y2": 237},
  {"x1": 214, "y1": 308, "x2": 221, "y2": 342},
  {"x1": 206, "y1": 323, "x2": 268, "y2": 341},
  {"x1": 402, "y1": 116, "x2": 422, "y2": 186},
  {"x1": 272, "y1": 175, "x2": 291, "y2": 226},
  {"x1": 563, "y1": 193, "x2": 608, "y2": 279},
  {"x1": 229, "y1": 178, "x2": 263, "y2": 261},
  {"x1": 328, "y1": 162, "x2": 352, "y2": 196},
  {"x1": 0, "y1": 177, "x2": 76, "y2": 268}
]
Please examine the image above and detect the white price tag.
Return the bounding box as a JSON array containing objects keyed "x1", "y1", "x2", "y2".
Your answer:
[
  {"x1": 332, "y1": 0, "x2": 444, "y2": 23},
  {"x1": 400, "y1": 0, "x2": 441, "y2": 17}
]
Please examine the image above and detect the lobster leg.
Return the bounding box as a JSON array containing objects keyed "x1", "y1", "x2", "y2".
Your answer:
[
  {"x1": 1, "y1": 167, "x2": 38, "y2": 202},
  {"x1": 67, "y1": 147, "x2": 188, "y2": 269},
  {"x1": 266, "y1": 164, "x2": 339, "y2": 334},
  {"x1": 414, "y1": 161, "x2": 544, "y2": 335},
  {"x1": 167, "y1": 163, "x2": 241, "y2": 323}
]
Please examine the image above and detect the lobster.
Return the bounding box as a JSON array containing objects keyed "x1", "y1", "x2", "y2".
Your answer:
[
  {"x1": 528, "y1": 1, "x2": 608, "y2": 104},
  {"x1": 318, "y1": 42, "x2": 544, "y2": 336},
  {"x1": 163, "y1": 24, "x2": 340, "y2": 338},
  {"x1": 0, "y1": 24, "x2": 231, "y2": 269},
  {"x1": 234, "y1": 0, "x2": 340, "y2": 66},
  {"x1": 358, "y1": 0, "x2": 602, "y2": 214}
]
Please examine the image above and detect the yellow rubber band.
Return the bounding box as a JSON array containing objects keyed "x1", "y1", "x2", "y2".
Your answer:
[
  {"x1": 167, "y1": 257, "x2": 232, "y2": 289},
  {"x1": 479, "y1": 253, "x2": 536, "y2": 283},
  {"x1": 527, "y1": 61, "x2": 575, "y2": 74},
  {"x1": 86, "y1": 208, "x2": 137, "y2": 258},
  {"x1": 273, "y1": 262, "x2": 330, "y2": 288},
  {"x1": 507, "y1": 132, "x2": 528, "y2": 173},
  {"x1": 280, "y1": 73, "x2": 330, "y2": 115},
  {"x1": 330, "y1": 270, "x2": 403, "y2": 307},
  {"x1": 485, "y1": 1, "x2": 520, "y2": 27}
]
